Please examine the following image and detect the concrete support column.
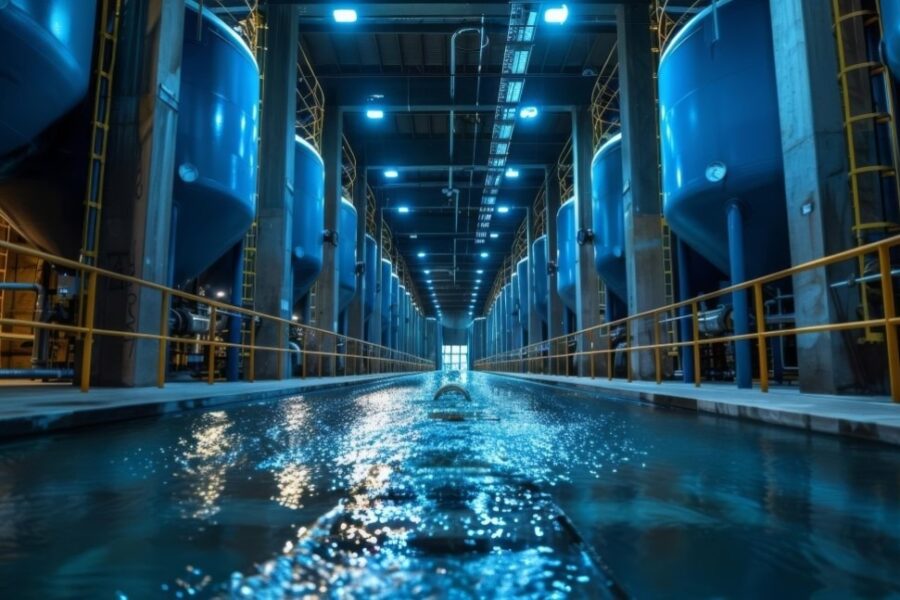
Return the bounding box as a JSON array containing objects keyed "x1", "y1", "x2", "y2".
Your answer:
[
  {"x1": 545, "y1": 166, "x2": 565, "y2": 374},
  {"x1": 315, "y1": 109, "x2": 343, "y2": 374},
  {"x1": 769, "y1": 0, "x2": 857, "y2": 393},
  {"x1": 348, "y1": 158, "x2": 367, "y2": 370},
  {"x1": 617, "y1": 4, "x2": 668, "y2": 380},
  {"x1": 253, "y1": 5, "x2": 298, "y2": 380},
  {"x1": 572, "y1": 108, "x2": 603, "y2": 376},
  {"x1": 92, "y1": 0, "x2": 185, "y2": 387}
]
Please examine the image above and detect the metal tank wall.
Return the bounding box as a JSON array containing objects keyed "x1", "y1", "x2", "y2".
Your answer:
[
  {"x1": 556, "y1": 199, "x2": 578, "y2": 314},
  {"x1": 883, "y1": 1, "x2": 900, "y2": 79},
  {"x1": 363, "y1": 235, "x2": 378, "y2": 320},
  {"x1": 516, "y1": 258, "x2": 529, "y2": 334},
  {"x1": 532, "y1": 236, "x2": 549, "y2": 325},
  {"x1": 380, "y1": 259, "x2": 393, "y2": 347},
  {"x1": 397, "y1": 284, "x2": 407, "y2": 353},
  {"x1": 659, "y1": 0, "x2": 788, "y2": 280},
  {"x1": 591, "y1": 134, "x2": 627, "y2": 306},
  {"x1": 390, "y1": 273, "x2": 400, "y2": 350},
  {"x1": 172, "y1": 3, "x2": 259, "y2": 284},
  {"x1": 338, "y1": 198, "x2": 358, "y2": 312},
  {"x1": 292, "y1": 137, "x2": 325, "y2": 301}
]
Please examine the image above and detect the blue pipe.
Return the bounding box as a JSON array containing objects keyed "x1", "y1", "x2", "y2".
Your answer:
[
  {"x1": 226, "y1": 242, "x2": 243, "y2": 382},
  {"x1": 728, "y1": 202, "x2": 752, "y2": 389},
  {"x1": 676, "y1": 239, "x2": 694, "y2": 384}
]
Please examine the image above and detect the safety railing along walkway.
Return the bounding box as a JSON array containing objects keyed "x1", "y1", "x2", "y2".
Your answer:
[
  {"x1": 0, "y1": 240, "x2": 433, "y2": 392},
  {"x1": 476, "y1": 235, "x2": 900, "y2": 402}
]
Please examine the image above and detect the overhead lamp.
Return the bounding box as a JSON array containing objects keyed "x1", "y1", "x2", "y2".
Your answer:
[
  {"x1": 505, "y1": 167, "x2": 520, "y2": 178},
  {"x1": 215, "y1": 290, "x2": 226, "y2": 299},
  {"x1": 477, "y1": 269, "x2": 484, "y2": 274},
  {"x1": 384, "y1": 169, "x2": 399, "y2": 178},
  {"x1": 519, "y1": 106, "x2": 539, "y2": 119},
  {"x1": 480, "y1": 252, "x2": 489, "y2": 258},
  {"x1": 489, "y1": 232, "x2": 499, "y2": 239},
  {"x1": 366, "y1": 109, "x2": 385, "y2": 120},
  {"x1": 397, "y1": 206, "x2": 410, "y2": 213},
  {"x1": 497, "y1": 206, "x2": 510, "y2": 214},
  {"x1": 544, "y1": 4, "x2": 568, "y2": 24},
  {"x1": 409, "y1": 234, "x2": 418, "y2": 239},
  {"x1": 424, "y1": 269, "x2": 431, "y2": 274},
  {"x1": 427, "y1": 280, "x2": 433, "y2": 284},
  {"x1": 476, "y1": 279, "x2": 482, "y2": 283},
  {"x1": 417, "y1": 251, "x2": 426, "y2": 258},
  {"x1": 333, "y1": 8, "x2": 358, "y2": 23}
]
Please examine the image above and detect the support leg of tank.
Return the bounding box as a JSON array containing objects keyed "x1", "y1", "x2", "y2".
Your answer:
[
  {"x1": 728, "y1": 202, "x2": 752, "y2": 389},
  {"x1": 677, "y1": 238, "x2": 695, "y2": 384}
]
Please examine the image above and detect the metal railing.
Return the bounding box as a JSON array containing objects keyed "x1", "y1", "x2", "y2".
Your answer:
[
  {"x1": 476, "y1": 235, "x2": 900, "y2": 402},
  {"x1": 0, "y1": 240, "x2": 433, "y2": 392}
]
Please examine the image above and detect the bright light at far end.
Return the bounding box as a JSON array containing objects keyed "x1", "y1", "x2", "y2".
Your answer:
[
  {"x1": 333, "y1": 8, "x2": 358, "y2": 23},
  {"x1": 480, "y1": 252, "x2": 489, "y2": 258},
  {"x1": 519, "y1": 105, "x2": 539, "y2": 119},
  {"x1": 544, "y1": 4, "x2": 568, "y2": 24},
  {"x1": 497, "y1": 206, "x2": 510, "y2": 214},
  {"x1": 477, "y1": 269, "x2": 484, "y2": 274},
  {"x1": 366, "y1": 109, "x2": 384, "y2": 120},
  {"x1": 489, "y1": 232, "x2": 499, "y2": 239},
  {"x1": 417, "y1": 252, "x2": 426, "y2": 258},
  {"x1": 505, "y1": 167, "x2": 520, "y2": 178},
  {"x1": 384, "y1": 169, "x2": 399, "y2": 178},
  {"x1": 397, "y1": 206, "x2": 410, "y2": 213}
]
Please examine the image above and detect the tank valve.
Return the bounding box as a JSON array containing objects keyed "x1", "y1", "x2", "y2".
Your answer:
[
  {"x1": 547, "y1": 261, "x2": 558, "y2": 275},
  {"x1": 323, "y1": 229, "x2": 339, "y2": 247},
  {"x1": 355, "y1": 261, "x2": 366, "y2": 276},
  {"x1": 577, "y1": 228, "x2": 595, "y2": 245}
]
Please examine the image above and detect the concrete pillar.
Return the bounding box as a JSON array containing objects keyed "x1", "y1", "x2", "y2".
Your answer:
[
  {"x1": 252, "y1": 5, "x2": 297, "y2": 380},
  {"x1": 348, "y1": 158, "x2": 367, "y2": 368},
  {"x1": 770, "y1": 0, "x2": 857, "y2": 393},
  {"x1": 617, "y1": 4, "x2": 668, "y2": 380},
  {"x1": 314, "y1": 109, "x2": 343, "y2": 373},
  {"x1": 92, "y1": 0, "x2": 185, "y2": 387},
  {"x1": 572, "y1": 108, "x2": 604, "y2": 376},
  {"x1": 545, "y1": 166, "x2": 565, "y2": 373}
]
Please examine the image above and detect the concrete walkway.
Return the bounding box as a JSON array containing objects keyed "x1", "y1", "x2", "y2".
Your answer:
[
  {"x1": 0, "y1": 373, "x2": 421, "y2": 439},
  {"x1": 490, "y1": 373, "x2": 900, "y2": 446}
]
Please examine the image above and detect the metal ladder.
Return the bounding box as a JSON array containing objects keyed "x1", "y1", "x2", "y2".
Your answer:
[
  {"x1": 78, "y1": 0, "x2": 122, "y2": 323},
  {"x1": 832, "y1": 0, "x2": 900, "y2": 342}
]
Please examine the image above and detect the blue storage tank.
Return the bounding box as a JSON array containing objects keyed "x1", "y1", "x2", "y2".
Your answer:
[
  {"x1": 517, "y1": 258, "x2": 529, "y2": 327},
  {"x1": 883, "y1": 1, "x2": 900, "y2": 79},
  {"x1": 510, "y1": 273, "x2": 520, "y2": 326},
  {"x1": 398, "y1": 284, "x2": 407, "y2": 352},
  {"x1": 591, "y1": 133, "x2": 627, "y2": 303},
  {"x1": 0, "y1": 0, "x2": 97, "y2": 157},
  {"x1": 363, "y1": 234, "x2": 378, "y2": 319},
  {"x1": 659, "y1": 0, "x2": 788, "y2": 279},
  {"x1": 380, "y1": 259, "x2": 393, "y2": 328},
  {"x1": 502, "y1": 283, "x2": 512, "y2": 351},
  {"x1": 556, "y1": 198, "x2": 578, "y2": 313},
  {"x1": 390, "y1": 273, "x2": 400, "y2": 349},
  {"x1": 338, "y1": 198, "x2": 358, "y2": 311},
  {"x1": 173, "y1": 2, "x2": 259, "y2": 283},
  {"x1": 532, "y1": 235, "x2": 549, "y2": 324},
  {"x1": 292, "y1": 136, "x2": 325, "y2": 300}
]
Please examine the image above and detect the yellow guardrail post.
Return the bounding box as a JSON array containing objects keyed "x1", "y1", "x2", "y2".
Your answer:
[
  {"x1": 207, "y1": 305, "x2": 217, "y2": 385},
  {"x1": 691, "y1": 301, "x2": 701, "y2": 387},
  {"x1": 879, "y1": 245, "x2": 900, "y2": 402},
  {"x1": 158, "y1": 290, "x2": 169, "y2": 388},
  {"x1": 79, "y1": 270, "x2": 99, "y2": 393},
  {"x1": 753, "y1": 283, "x2": 769, "y2": 393}
]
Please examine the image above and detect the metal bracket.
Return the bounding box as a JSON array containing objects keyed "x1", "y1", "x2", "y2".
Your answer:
[{"x1": 323, "y1": 229, "x2": 339, "y2": 247}]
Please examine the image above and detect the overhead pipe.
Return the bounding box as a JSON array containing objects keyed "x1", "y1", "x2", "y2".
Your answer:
[{"x1": 0, "y1": 368, "x2": 74, "y2": 379}]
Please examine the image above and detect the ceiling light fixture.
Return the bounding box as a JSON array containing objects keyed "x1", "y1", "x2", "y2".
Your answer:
[
  {"x1": 519, "y1": 106, "x2": 539, "y2": 119},
  {"x1": 333, "y1": 8, "x2": 358, "y2": 23},
  {"x1": 384, "y1": 169, "x2": 399, "y2": 178},
  {"x1": 544, "y1": 4, "x2": 568, "y2": 24},
  {"x1": 366, "y1": 108, "x2": 384, "y2": 120}
]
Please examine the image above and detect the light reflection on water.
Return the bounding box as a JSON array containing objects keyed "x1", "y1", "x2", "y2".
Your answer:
[{"x1": 0, "y1": 373, "x2": 896, "y2": 598}]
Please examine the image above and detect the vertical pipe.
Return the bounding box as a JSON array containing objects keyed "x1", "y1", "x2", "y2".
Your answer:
[
  {"x1": 226, "y1": 242, "x2": 244, "y2": 381},
  {"x1": 207, "y1": 305, "x2": 217, "y2": 385},
  {"x1": 676, "y1": 238, "x2": 694, "y2": 383},
  {"x1": 728, "y1": 202, "x2": 751, "y2": 389}
]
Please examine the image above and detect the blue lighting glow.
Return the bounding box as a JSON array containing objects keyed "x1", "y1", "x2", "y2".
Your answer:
[
  {"x1": 397, "y1": 206, "x2": 410, "y2": 213},
  {"x1": 505, "y1": 167, "x2": 520, "y2": 178},
  {"x1": 417, "y1": 252, "x2": 426, "y2": 258},
  {"x1": 497, "y1": 206, "x2": 510, "y2": 214},
  {"x1": 384, "y1": 169, "x2": 399, "y2": 178},
  {"x1": 480, "y1": 252, "x2": 489, "y2": 258},
  {"x1": 489, "y1": 232, "x2": 499, "y2": 239},
  {"x1": 544, "y1": 4, "x2": 569, "y2": 24},
  {"x1": 333, "y1": 9, "x2": 358, "y2": 23},
  {"x1": 519, "y1": 106, "x2": 539, "y2": 119},
  {"x1": 366, "y1": 109, "x2": 385, "y2": 120}
]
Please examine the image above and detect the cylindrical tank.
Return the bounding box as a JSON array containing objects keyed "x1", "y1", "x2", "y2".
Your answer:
[
  {"x1": 532, "y1": 235, "x2": 549, "y2": 324},
  {"x1": 173, "y1": 3, "x2": 259, "y2": 283},
  {"x1": 516, "y1": 258, "x2": 529, "y2": 328},
  {"x1": 363, "y1": 234, "x2": 377, "y2": 319},
  {"x1": 0, "y1": 0, "x2": 97, "y2": 258},
  {"x1": 502, "y1": 283, "x2": 512, "y2": 352},
  {"x1": 338, "y1": 198, "x2": 358, "y2": 311},
  {"x1": 556, "y1": 198, "x2": 578, "y2": 313},
  {"x1": 659, "y1": 0, "x2": 788, "y2": 279},
  {"x1": 292, "y1": 136, "x2": 325, "y2": 300},
  {"x1": 0, "y1": 0, "x2": 97, "y2": 157},
  {"x1": 380, "y1": 259, "x2": 393, "y2": 329},
  {"x1": 390, "y1": 273, "x2": 400, "y2": 350},
  {"x1": 883, "y1": 1, "x2": 900, "y2": 79},
  {"x1": 591, "y1": 134, "x2": 627, "y2": 303},
  {"x1": 510, "y1": 273, "x2": 520, "y2": 326},
  {"x1": 398, "y1": 284, "x2": 407, "y2": 353}
]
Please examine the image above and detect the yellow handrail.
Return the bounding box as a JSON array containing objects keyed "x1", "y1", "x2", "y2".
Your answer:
[
  {"x1": 475, "y1": 234, "x2": 900, "y2": 402},
  {"x1": 0, "y1": 240, "x2": 433, "y2": 392}
]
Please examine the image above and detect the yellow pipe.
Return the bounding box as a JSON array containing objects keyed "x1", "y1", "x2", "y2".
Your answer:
[
  {"x1": 753, "y1": 283, "x2": 769, "y2": 393},
  {"x1": 879, "y1": 246, "x2": 900, "y2": 401}
]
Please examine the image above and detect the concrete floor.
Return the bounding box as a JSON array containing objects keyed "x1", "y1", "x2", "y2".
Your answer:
[
  {"x1": 0, "y1": 373, "x2": 420, "y2": 439},
  {"x1": 490, "y1": 372, "x2": 900, "y2": 446}
]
